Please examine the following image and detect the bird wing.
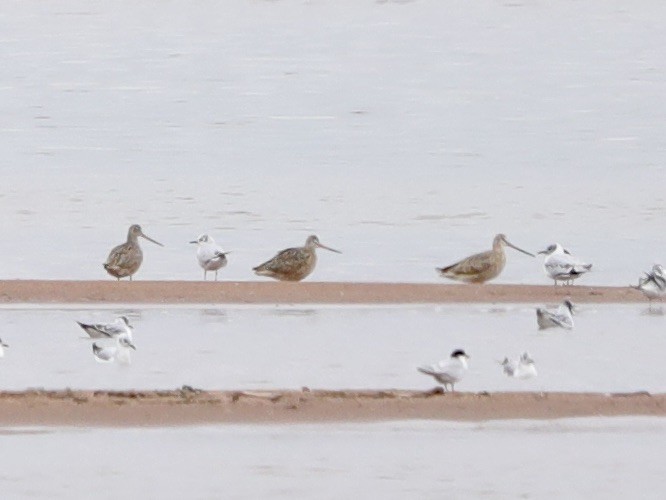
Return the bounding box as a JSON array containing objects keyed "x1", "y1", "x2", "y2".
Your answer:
[
  {"x1": 95, "y1": 322, "x2": 127, "y2": 337},
  {"x1": 549, "y1": 312, "x2": 573, "y2": 329},
  {"x1": 439, "y1": 250, "x2": 494, "y2": 277},
  {"x1": 537, "y1": 308, "x2": 572, "y2": 329},
  {"x1": 419, "y1": 360, "x2": 461, "y2": 382},
  {"x1": 544, "y1": 255, "x2": 576, "y2": 278},
  {"x1": 77, "y1": 321, "x2": 105, "y2": 338},
  {"x1": 254, "y1": 247, "x2": 308, "y2": 274}
]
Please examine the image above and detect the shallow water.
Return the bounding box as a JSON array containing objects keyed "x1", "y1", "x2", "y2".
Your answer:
[
  {"x1": 1, "y1": 303, "x2": 664, "y2": 393},
  {"x1": 0, "y1": 418, "x2": 664, "y2": 499},
  {"x1": 2, "y1": 1, "x2": 666, "y2": 285}
]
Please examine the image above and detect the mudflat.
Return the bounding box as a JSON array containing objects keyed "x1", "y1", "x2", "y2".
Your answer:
[
  {"x1": 0, "y1": 389, "x2": 662, "y2": 427},
  {"x1": 0, "y1": 280, "x2": 644, "y2": 304}
]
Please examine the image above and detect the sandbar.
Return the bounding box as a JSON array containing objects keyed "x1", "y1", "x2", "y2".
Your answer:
[
  {"x1": 0, "y1": 280, "x2": 646, "y2": 304},
  {"x1": 0, "y1": 389, "x2": 663, "y2": 427}
]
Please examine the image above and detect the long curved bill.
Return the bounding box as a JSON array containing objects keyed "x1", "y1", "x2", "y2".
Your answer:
[
  {"x1": 506, "y1": 240, "x2": 534, "y2": 257},
  {"x1": 140, "y1": 232, "x2": 164, "y2": 247},
  {"x1": 316, "y1": 242, "x2": 342, "y2": 254}
]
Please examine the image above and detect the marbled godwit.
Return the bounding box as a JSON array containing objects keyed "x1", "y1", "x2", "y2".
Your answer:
[
  {"x1": 92, "y1": 333, "x2": 136, "y2": 365},
  {"x1": 632, "y1": 264, "x2": 666, "y2": 305},
  {"x1": 538, "y1": 243, "x2": 592, "y2": 285},
  {"x1": 103, "y1": 224, "x2": 163, "y2": 281},
  {"x1": 500, "y1": 352, "x2": 538, "y2": 379},
  {"x1": 253, "y1": 235, "x2": 341, "y2": 282},
  {"x1": 536, "y1": 299, "x2": 574, "y2": 330},
  {"x1": 436, "y1": 234, "x2": 534, "y2": 284},
  {"x1": 76, "y1": 316, "x2": 133, "y2": 340},
  {"x1": 189, "y1": 234, "x2": 229, "y2": 281},
  {"x1": 0, "y1": 338, "x2": 8, "y2": 358},
  {"x1": 417, "y1": 349, "x2": 469, "y2": 392}
]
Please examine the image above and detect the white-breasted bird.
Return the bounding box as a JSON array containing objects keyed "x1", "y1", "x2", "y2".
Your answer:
[
  {"x1": 190, "y1": 234, "x2": 229, "y2": 281},
  {"x1": 536, "y1": 299, "x2": 574, "y2": 330},
  {"x1": 537, "y1": 243, "x2": 592, "y2": 286},
  {"x1": 632, "y1": 264, "x2": 666, "y2": 304},
  {"x1": 500, "y1": 352, "x2": 538, "y2": 379},
  {"x1": 417, "y1": 349, "x2": 470, "y2": 392}
]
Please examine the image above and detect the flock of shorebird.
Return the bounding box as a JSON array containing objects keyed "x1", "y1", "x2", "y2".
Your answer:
[
  {"x1": 104, "y1": 225, "x2": 598, "y2": 286},
  {"x1": 1, "y1": 225, "x2": 652, "y2": 388}
]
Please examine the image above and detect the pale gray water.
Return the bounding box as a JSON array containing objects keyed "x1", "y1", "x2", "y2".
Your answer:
[
  {"x1": 1, "y1": 304, "x2": 664, "y2": 393},
  {"x1": 0, "y1": 418, "x2": 664, "y2": 499},
  {"x1": 1, "y1": 1, "x2": 666, "y2": 284},
  {"x1": 2, "y1": 4, "x2": 665, "y2": 498}
]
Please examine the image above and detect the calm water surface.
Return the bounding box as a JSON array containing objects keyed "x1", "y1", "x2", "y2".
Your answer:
[
  {"x1": 1, "y1": 1, "x2": 665, "y2": 284},
  {"x1": 0, "y1": 303, "x2": 664, "y2": 393},
  {"x1": 0, "y1": 418, "x2": 664, "y2": 499}
]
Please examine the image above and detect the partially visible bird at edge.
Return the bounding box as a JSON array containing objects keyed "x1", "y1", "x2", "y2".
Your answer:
[{"x1": 632, "y1": 264, "x2": 666, "y2": 305}]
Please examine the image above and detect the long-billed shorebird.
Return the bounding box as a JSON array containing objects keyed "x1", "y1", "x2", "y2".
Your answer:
[
  {"x1": 103, "y1": 224, "x2": 163, "y2": 281},
  {"x1": 253, "y1": 235, "x2": 341, "y2": 282},
  {"x1": 417, "y1": 349, "x2": 470, "y2": 392},
  {"x1": 76, "y1": 316, "x2": 133, "y2": 340},
  {"x1": 190, "y1": 234, "x2": 229, "y2": 281},
  {"x1": 436, "y1": 234, "x2": 534, "y2": 284},
  {"x1": 536, "y1": 299, "x2": 574, "y2": 330},
  {"x1": 538, "y1": 243, "x2": 592, "y2": 286}
]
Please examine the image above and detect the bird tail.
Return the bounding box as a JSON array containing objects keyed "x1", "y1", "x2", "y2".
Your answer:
[
  {"x1": 417, "y1": 366, "x2": 435, "y2": 376},
  {"x1": 436, "y1": 266, "x2": 452, "y2": 276}
]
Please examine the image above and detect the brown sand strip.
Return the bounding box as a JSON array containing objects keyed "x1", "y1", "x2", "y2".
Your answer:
[
  {"x1": 0, "y1": 389, "x2": 663, "y2": 427},
  {"x1": 0, "y1": 280, "x2": 645, "y2": 304}
]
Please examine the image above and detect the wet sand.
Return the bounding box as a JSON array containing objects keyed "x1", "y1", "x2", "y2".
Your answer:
[
  {"x1": 0, "y1": 280, "x2": 645, "y2": 304},
  {"x1": 0, "y1": 389, "x2": 663, "y2": 426}
]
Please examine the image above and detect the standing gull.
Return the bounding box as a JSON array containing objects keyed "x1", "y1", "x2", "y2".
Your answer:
[
  {"x1": 536, "y1": 299, "x2": 574, "y2": 330},
  {"x1": 253, "y1": 235, "x2": 341, "y2": 282},
  {"x1": 417, "y1": 349, "x2": 470, "y2": 392},
  {"x1": 104, "y1": 224, "x2": 163, "y2": 281},
  {"x1": 537, "y1": 243, "x2": 592, "y2": 286},
  {"x1": 76, "y1": 316, "x2": 133, "y2": 340},
  {"x1": 190, "y1": 234, "x2": 229, "y2": 281},
  {"x1": 437, "y1": 234, "x2": 534, "y2": 284}
]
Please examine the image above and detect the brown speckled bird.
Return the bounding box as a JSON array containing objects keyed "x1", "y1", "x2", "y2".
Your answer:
[
  {"x1": 253, "y1": 235, "x2": 341, "y2": 282},
  {"x1": 437, "y1": 233, "x2": 534, "y2": 284},
  {"x1": 103, "y1": 224, "x2": 163, "y2": 281}
]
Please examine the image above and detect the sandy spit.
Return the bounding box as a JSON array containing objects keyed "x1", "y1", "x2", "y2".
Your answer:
[
  {"x1": 0, "y1": 280, "x2": 645, "y2": 304},
  {"x1": 0, "y1": 389, "x2": 663, "y2": 427}
]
